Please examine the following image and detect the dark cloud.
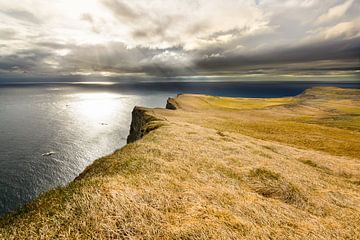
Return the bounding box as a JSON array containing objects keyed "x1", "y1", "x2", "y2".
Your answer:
[
  {"x1": 2, "y1": 9, "x2": 42, "y2": 24},
  {"x1": 131, "y1": 15, "x2": 182, "y2": 42},
  {"x1": 0, "y1": 49, "x2": 51, "y2": 72},
  {"x1": 35, "y1": 42, "x2": 70, "y2": 49},
  {"x1": 102, "y1": 0, "x2": 141, "y2": 21},
  {"x1": 0, "y1": 29, "x2": 16, "y2": 40},
  {"x1": 58, "y1": 42, "x2": 160, "y2": 74},
  {"x1": 194, "y1": 37, "x2": 360, "y2": 74},
  {"x1": 208, "y1": 28, "x2": 244, "y2": 40},
  {"x1": 2, "y1": 37, "x2": 358, "y2": 79},
  {"x1": 102, "y1": 0, "x2": 185, "y2": 43},
  {"x1": 58, "y1": 37, "x2": 359, "y2": 78}
]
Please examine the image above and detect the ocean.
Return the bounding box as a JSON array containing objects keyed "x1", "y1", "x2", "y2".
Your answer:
[{"x1": 0, "y1": 80, "x2": 359, "y2": 216}]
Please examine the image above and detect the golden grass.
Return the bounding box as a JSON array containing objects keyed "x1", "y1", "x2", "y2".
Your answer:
[
  {"x1": 0, "y1": 87, "x2": 359, "y2": 239},
  {"x1": 168, "y1": 87, "x2": 360, "y2": 158}
]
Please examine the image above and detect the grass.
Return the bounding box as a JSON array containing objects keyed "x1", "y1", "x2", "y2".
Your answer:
[
  {"x1": 170, "y1": 87, "x2": 360, "y2": 158},
  {"x1": 248, "y1": 168, "x2": 307, "y2": 208},
  {"x1": 204, "y1": 119, "x2": 360, "y2": 158},
  {"x1": 0, "y1": 87, "x2": 359, "y2": 239},
  {"x1": 199, "y1": 95, "x2": 296, "y2": 110}
]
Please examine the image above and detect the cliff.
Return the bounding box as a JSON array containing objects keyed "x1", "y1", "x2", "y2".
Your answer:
[
  {"x1": 165, "y1": 97, "x2": 178, "y2": 110},
  {"x1": 1, "y1": 87, "x2": 360, "y2": 239},
  {"x1": 126, "y1": 107, "x2": 163, "y2": 143}
]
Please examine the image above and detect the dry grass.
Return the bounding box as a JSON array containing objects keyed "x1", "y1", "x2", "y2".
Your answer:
[
  {"x1": 168, "y1": 87, "x2": 360, "y2": 158},
  {"x1": 0, "y1": 87, "x2": 359, "y2": 239}
]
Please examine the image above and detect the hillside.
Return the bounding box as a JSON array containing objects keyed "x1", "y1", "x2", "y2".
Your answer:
[{"x1": 1, "y1": 87, "x2": 359, "y2": 239}]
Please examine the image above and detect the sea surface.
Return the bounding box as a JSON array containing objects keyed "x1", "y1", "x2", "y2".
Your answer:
[{"x1": 0, "y1": 80, "x2": 359, "y2": 216}]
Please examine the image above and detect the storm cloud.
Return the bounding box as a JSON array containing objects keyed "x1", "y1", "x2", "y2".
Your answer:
[
  {"x1": 0, "y1": 0, "x2": 359, "y2": 81},
  {"x1": 195, "y1": 37, "x2": 360, "y2": 71}
]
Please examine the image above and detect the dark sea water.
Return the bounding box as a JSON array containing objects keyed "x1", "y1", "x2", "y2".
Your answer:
[{"x1": 0, "y1": 81, "x2": 359, "y2": 216}]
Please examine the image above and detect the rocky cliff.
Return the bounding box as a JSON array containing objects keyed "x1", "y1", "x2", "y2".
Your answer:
[
  {"x1": 127, "y1": 98, "x2": 178, "y2": 143},
  {"x1": 126, "y1": 107, "x2": 163, "y2": 143}
]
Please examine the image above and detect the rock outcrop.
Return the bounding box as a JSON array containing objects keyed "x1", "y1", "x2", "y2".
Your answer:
[
  {"x1": 127, "y1": 107, "x2": 162, "y2": 143},
  {"x1": 166, "y1": 97, "x2": 178, "y2": 110}
]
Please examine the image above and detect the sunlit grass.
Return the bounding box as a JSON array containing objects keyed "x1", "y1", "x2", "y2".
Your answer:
[
  {"x1": 171, "y1": 88, "x2": 360, "y2": 158},
  {"x1": 202, "y1": 118, "x2": 360, "y2": 158},
  {"x1": 198, "y1": 95, "x2": 296, "y2": 110}
]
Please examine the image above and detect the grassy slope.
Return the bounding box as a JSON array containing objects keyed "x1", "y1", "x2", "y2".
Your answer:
[{"x1": 1, "y1": 87, "x2": 359, "y2": 239}]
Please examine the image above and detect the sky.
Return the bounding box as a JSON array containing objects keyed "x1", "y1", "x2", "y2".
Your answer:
[{"x1": 0, "y1": 0, "x2": 359, "y2": 81}]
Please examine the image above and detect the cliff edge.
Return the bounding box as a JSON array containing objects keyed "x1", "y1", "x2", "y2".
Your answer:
[{"x1": 127, "y1": 107, "x2": 163, "y2": 143}]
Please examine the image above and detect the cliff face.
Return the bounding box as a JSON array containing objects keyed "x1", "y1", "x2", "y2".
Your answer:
[
  {"x1": 126, "y1": 107, "x2": 163, "y2": 143},
  {"x1": 127, "y1": 98, "x2": 177, "y2": 143},
  {"x1": 165, "y1": 97, "x2": 178, "y2": 110}
]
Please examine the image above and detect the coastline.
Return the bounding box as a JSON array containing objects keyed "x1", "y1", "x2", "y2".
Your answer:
[{"x1": 1, "y1": 87, "x2": 360, "y2": 239}]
